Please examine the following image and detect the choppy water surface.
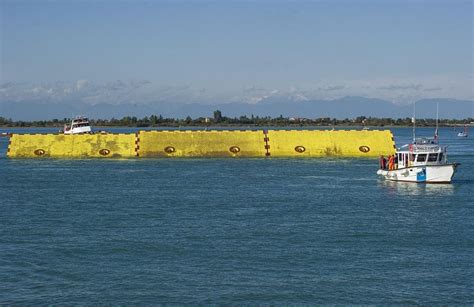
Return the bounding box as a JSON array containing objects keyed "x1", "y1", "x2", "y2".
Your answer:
[{"x1": 0, "y1": 127, "x2": 473, "y2": 304}]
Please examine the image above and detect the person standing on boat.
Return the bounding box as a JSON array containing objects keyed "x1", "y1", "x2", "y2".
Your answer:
[
  {"x1": 394, "y1": 154, "x2": 398, "y2": 170},
  {"x1": 379, "y1": 155, "x2": 387, "y2": 170},
  {"x1": 388, "y1": 155, "x2": 394, "y2": 170}
]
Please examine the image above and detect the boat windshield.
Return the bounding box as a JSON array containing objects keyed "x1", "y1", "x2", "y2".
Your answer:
[
  {"x1": 427, "y1": 153, "x2": 438, "y2": 162},
  {"x1": 72, "y1": 123, "x2": 90, "y2": 128},
  {"x1": 416, "y1": 154, "x2": 427, "y2": 162}
]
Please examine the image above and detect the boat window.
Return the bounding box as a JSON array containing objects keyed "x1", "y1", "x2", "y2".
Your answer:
[
  {"x1": 438, "y1": 153, "x2": 444, "y2": 162},
  {"x1": 73, "y1": 123, "x2": 88, "y2": 128},
  {"x1": 416, "y1": 154, "x2": 427, "y2": 162},
  {"x1": 428, "y1": 153, "x2": 438, "y2": 162}
]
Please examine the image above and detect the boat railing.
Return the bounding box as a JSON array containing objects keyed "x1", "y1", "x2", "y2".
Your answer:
[
  {"x1": 398, "y1": 145, "x2": 444, "y2": 153},
  {"x1": 414, "y1": 137, "x2": 437, "y2": 145},
  {"x1": 411, "y1": 145, "x2": 444, "y2": 152}
]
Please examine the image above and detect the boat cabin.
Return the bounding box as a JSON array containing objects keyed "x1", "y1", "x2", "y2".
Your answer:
[
  {"x1": 63, "y1": 116, "x2": 92, "y2": 134},
  {"x1": 70, "y1": 117, "x2": 90, "y2": 129},
  {"x1": 395, "y1": 138, "x2": 447, "y2": 169}
]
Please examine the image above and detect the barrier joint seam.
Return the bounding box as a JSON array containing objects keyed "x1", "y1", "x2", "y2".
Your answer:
[
  {"x1": 135, "y1": 132, "x2": 140, "y2": 157},
  {"x1": 263, "y1": 130, "x2": 271, "y2": 157}
]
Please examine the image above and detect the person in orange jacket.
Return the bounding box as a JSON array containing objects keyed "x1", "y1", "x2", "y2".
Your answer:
[{"x1": 388, "y1": 155, "x2": 394, "y2": 170}]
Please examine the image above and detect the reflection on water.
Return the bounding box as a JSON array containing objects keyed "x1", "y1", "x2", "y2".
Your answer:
[{"x1": 379, "y1": 179, "x2": 455, "y2": 196}]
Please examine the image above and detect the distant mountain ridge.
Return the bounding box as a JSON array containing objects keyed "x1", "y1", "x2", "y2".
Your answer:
[{"x1": 1, "y1": 97, "x2": 472, "y2": 121}]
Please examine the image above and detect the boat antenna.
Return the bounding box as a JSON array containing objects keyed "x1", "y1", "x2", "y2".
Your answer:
[
  {"x1": 434, "y1": 102, "x2": 439, "y2": 143},
  {"x1": 412, "y1": 101, "x2": 416, "y2": 143}
]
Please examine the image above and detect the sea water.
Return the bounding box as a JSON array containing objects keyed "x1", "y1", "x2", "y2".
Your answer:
[{"x1": 0, "y1": 127, "x2": 473, "y2": 304}]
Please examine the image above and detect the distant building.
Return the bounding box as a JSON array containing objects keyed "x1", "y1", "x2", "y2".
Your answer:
[{"x1": 289, "y1": 117, "x2": 308, "y2": 122}]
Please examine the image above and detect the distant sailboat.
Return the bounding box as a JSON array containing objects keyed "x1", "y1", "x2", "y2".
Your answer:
[{"x1": 457, "y1": 125, "x2": 469, "y2": 138}]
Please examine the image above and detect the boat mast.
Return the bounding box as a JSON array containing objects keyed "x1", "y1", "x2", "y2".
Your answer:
[
  {"x1": 435, "y1": 102, "x2": 439, "y2": 143},
  {"x1": 412, "y1": 101, "x2": 416, "y2": 142}
]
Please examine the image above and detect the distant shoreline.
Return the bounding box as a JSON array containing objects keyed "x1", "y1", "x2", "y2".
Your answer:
[
  {"x1": 1, "y1": 124, "x2": 471, "y2": 129},
  {"x1": 1, "y1": 114, "x2": 472, "y2": 129}
]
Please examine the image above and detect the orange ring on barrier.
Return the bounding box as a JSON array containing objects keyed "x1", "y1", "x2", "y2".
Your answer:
[
  {"x1": 99, "y1": 149, "x2": 110, "y2": 156},
  {"x1": 295, "y1": 146, "x2": 306, "y2": 153},
  {"x1": 34, "y1": 149, "x2": 45, "y2": 156},
  {"x1": 229, "y1": 146, "x2": 240, "y2": 153},
  {"x1": 164, "y1": 146, "x2": 176, "y2": 154}
]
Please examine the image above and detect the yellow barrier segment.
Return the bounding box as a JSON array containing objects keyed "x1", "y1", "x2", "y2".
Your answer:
[
  {"x1": 7, "y1": 133, "x2": 137, "y2": 158},
  {"x1": 138, "y1": 130, "x2": 266, "y2": 157},
  {"x1": 267, "y1": 130, "x2": 395, "y2": 157}
]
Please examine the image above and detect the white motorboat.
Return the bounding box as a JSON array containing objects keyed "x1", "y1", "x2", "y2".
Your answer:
[
  {"x1": 63, "y1": 116, "x2": 92, "y2": 134},
  {"x1": 377, "y1": 137, "x2": 458, "y2": 183},
  {"x1": 377, "y1": 102, "x2": 458, "y2": 183}
]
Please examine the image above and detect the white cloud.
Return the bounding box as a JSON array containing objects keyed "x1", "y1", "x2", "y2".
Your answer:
[
  {"x1": 0, "y1": 75, "x2": 472, "y2": 106},
  {"x1": 377, "y1": 84, "x2": 423, "y2": 91},
  {"x1": 76, "y1": 79, "x2": 89, "y2": 90}
]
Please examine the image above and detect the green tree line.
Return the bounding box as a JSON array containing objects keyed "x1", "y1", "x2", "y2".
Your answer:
[{"x1": 0, "y1": 112, "x2": 472, "y2": 128}]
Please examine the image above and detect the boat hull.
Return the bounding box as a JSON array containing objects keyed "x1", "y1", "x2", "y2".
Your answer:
[
  {"x1": 377, "y1": 164, "x2": 457, "y2": 183},
  {"x1": 64, "y1": 126, "x2": 92, "y2": 135}
]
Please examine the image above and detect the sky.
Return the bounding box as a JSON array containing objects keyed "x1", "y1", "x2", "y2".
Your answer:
[{"x1": 1, "y1": 0, "x2": 473, "y2": 107}]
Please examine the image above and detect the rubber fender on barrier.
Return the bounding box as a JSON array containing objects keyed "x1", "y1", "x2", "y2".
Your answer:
[
  {"x1": 359, "y1": 146, "x2": 370, "y2": 153},
  {"x1": 294, "y1": 146, "x2": 306, "y2": 153},
  {"x1": 34, "y1": 149, "x2": 46, "y2": 156},
  {"x1": 99, "y1": 149, "x2": 110, "y2": 156},
  {"x1": 229, "y1": 146, "x2": 240, "y2": 153},
  {"x1": 164, "y1": 146, "x2": 176, "y2": 154}
]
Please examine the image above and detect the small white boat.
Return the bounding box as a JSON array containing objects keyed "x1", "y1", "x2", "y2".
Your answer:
[
  {"x1": 63, "y1": 116, "x2": 92, "y2": 134},
  {"x1": 377, "y1": 138, "x2": 458, "y2": 183},
  {"x1": 457, "y1": 125, "x2": 468, "y2": 137}
]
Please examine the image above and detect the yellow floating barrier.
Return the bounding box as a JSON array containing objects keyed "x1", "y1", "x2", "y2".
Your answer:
[
  {"x1": 6, "y1": 129, "x2": 395, "y2": 158},
  {"x1": 138, "y1": 130, "x2": 266, "y2": 157},
  {"x1": 267, "y1": 130, "x2": 395, "y2": 157},
  {"x1": 7, "y1": 133, "x2": 137, "y2": 158}
]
